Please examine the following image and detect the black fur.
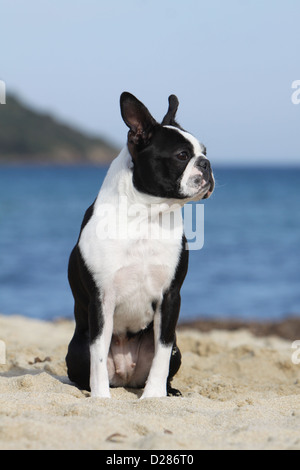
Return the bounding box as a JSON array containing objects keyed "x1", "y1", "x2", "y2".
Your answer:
[{"x1": 120, "y1": 92, "x2": 213, "y2": 199}]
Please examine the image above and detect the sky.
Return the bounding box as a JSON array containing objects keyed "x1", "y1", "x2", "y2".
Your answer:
[{"x1": 1, "y1": 0, "x2": 300, "y2": 165}]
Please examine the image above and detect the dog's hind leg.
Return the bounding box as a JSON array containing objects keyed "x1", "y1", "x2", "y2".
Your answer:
[
  {"x1": 66, "y1": 325, "x2": 90, "y2": 391},
  {"x1": 66, "y1": 248, "x2": 91, "y2": 390}
]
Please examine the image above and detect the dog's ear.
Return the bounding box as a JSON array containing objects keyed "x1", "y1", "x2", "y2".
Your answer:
[
  {"x1": 120, "y1": 92, "x2": 157, "y2": 146},
  {"x1": 161, "y1": 95, "x2": 180, "y2": 126}
]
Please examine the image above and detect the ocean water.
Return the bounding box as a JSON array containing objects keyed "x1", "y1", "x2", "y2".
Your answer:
[{"x1": 0, "y1": 165, "x2": 299, "y2": 322}]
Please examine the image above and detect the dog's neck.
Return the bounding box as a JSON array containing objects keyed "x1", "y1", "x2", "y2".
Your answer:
[{"x1": 95, "y1": 146, "x2": 185, "y2": 214}]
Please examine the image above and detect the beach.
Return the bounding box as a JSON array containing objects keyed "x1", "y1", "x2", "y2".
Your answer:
[{"x1": 0, "y1": 314, "x2": 300, "y2": 450}]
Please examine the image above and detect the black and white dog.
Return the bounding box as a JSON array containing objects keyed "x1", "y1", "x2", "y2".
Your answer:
[{"x1": 66, "y1": 93, "x2": 214, "y2": 398}]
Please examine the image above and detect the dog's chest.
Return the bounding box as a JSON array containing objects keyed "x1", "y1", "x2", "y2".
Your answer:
[
  {"x1": 112, "y1": 238, "x2": 179, "y2": 333},
  {"x1": 79, "y1": 212, "x2": 183, "y2": 334}
]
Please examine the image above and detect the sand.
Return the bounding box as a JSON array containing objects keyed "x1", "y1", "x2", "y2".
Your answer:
[{"x1": 0, "y1": 314, "x2": 300, "y2": 450}]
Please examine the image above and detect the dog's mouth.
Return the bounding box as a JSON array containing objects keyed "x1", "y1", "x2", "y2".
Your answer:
[
  {"x1": 202, "y1": 185, "x2": 214, "y2": 199},
  {"x1": 179, "y1": 170, "x2": 215, "y2": 201},
  {"x1": 200, "y1": 179, "x2": 215, "y2": 200}
]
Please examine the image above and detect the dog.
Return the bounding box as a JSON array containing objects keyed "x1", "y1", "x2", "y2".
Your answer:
[{"x1": 66, "y1": 92, "x2": 214, "y2": 398}]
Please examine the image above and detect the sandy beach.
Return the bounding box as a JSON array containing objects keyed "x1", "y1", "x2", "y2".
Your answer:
[{"x1": 0, "y1": 314, "x2": 300, "y2": 450}]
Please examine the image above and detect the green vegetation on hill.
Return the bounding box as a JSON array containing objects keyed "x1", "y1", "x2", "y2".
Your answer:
[{"x1": 0, "y1": 94, "x2": 118, "y2": 164}]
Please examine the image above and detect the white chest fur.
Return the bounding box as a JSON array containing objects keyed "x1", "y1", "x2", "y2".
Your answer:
[{"x1": 78, "y1": 148, "x2": 184, "y2": 335}]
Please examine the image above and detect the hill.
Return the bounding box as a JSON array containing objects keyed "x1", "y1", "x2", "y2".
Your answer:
[{"x1": 0, "y1": 94, "x2": 119, "y2": 164}]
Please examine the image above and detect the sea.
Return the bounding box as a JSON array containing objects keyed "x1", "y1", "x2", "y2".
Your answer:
[{"x1": 0, "y1": 165, "x2": 299, "y2": 323}]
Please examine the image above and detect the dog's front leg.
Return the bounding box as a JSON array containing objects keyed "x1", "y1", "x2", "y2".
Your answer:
[
  {"x1": 141, "y1": 288, "x2": 180, "y2": 399},
  {"x1": 89, "y1": 294, "x2": 114, "y2": 398}
]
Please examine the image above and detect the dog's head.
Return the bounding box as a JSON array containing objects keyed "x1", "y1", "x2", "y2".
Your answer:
[{"x1": 120, "y1": 92, "x2": 214, "y2": 201}]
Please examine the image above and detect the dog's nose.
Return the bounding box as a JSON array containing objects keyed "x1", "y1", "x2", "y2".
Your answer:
[{"x1": 197, "y1": 158, "x2": 211, "y2": 171}]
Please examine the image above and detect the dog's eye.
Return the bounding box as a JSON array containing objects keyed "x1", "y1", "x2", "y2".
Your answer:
[{"x1": 176, "y1": 151, "x2": 189, "y2": 161}]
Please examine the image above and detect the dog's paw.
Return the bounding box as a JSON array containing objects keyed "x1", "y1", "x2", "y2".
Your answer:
[
  {"x1": 167, "y1": 383, "x2": 182, "y2": 397},
  {"x1": 90, "y1": 387, "x2": 111, "y2": 399},
  {"x1": 140, "y1": 384, "x2": 167, "y2": 399},
  {"x1": 167, "y1": 387, "x2": 182, "y2": 397}
]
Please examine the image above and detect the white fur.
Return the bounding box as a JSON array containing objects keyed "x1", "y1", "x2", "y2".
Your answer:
[
  {"x1": 164, "y1": 125, "x2": 206, "y2": 156},
  {"x1": 141, "y1": 309, "x2": 172, "y2": 399},
  {"x1": 78, "y1": 147, "x2": 184, "y2": 397},
  {"x1": 164, "y1": 126, "x2": 209, "y2": 199},
  {"x1": 79, "y1": 148, "x2": 184, "y2": 336},
  {"x1": 89, "y1": 291, "x2": 114, "y2": 397}
]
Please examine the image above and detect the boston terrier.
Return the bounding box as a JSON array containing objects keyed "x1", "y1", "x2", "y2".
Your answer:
[{"x1": 66, "y1": 93, "x2": 214, "y2": 398}]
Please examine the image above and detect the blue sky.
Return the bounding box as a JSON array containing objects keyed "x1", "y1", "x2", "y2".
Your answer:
[{"x1": 1, "y1": 0, "x2": 300, "y2": 165}]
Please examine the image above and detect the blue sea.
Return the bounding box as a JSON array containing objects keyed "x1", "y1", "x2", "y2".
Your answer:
[{"x1": 0, "y1": 165, "x2": 299, "y2": 322}]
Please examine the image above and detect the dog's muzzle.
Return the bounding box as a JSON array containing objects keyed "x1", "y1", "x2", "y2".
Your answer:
[
  {"x1": 180, "y1": 156, "x2": 215, "y2": 200},
  {"x1": 196, "y1": 158, "x2": 215, "y2": 199}
]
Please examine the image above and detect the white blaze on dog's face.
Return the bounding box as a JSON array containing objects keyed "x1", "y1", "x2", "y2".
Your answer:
[{"x1": 164, "y1": 126, "x2": 215, "y2": 201}]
